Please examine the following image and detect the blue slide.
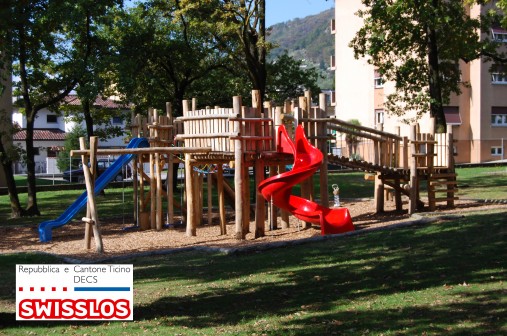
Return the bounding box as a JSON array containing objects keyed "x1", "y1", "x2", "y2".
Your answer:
[{"x1": 38, "y1": 137, "x2": 149, "y2": 242}]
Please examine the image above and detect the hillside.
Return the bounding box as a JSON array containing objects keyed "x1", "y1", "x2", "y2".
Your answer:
[{"x1": 267, "y1": 8, "x2": 335, "y2": 89}]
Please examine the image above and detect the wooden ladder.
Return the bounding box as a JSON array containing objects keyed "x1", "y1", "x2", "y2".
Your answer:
[{"x1": 428, "y1": 172, "x2": 459, "y2": 210}]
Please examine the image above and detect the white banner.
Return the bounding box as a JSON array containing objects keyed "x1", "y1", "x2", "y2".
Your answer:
[{"x1": 16, "y1": 264, "x2": 133, "y2": 321}]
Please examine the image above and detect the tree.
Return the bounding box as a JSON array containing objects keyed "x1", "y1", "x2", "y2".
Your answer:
[
  {"x1": 69, "y1": 0, "x2": 123, "y2": 143},
  {"x1": 0, "y1": 53, "x2": 25, "y2": 218},
  {"x1": 109, "y1": 1, "x2": 231, "y2": 115},
  {"x1": 496, "y1": 0, "x2": 507, "y2": 27},
  {"x1": 266, "y1": 52, "x2": 321, "y2": 105},
  {"x1": 176, "y1": 0, "x2": 269, "y2": 105},
  {"x1": 3, "y1": 0, "x2": 122, "y2": 216},
  {"x1": 349, "y1": 0, "x2": 500, "y2": 132},
  {"x1": 56, "y1": 126, "x2": 87, "y2": 173},
  {"x1": 344, "y1": 119, "x2": 361, "y2": 159}
]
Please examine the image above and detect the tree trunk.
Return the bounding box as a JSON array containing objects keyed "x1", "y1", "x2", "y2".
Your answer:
[
  {"x1": 83, "y1": 99, "x2": 94, "y2": 140},
  {"x1": 24, "y1": 110, "x2": 40, "y2": 216},
  {"x1": 240, "y1": 0, "x2": 267, "y2": 107},
  {"x1": 0, "y1": 46, "x2": 23, "y2": 217},
  {"x1": 0, "y1": 140, "x2": 24, "y2": 218},
  {"x1": 427, "y1": 1, "x2": 446, "y2": 133}
]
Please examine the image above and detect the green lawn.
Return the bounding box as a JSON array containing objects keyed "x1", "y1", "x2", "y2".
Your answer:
[
  {"x1": 2, "y1": 167, "x2": 505, "y2": 227},
  {"x1": 13, "y1": 175, "x2": 68, "y2": 187},
  {"x1": 455, "y1": 166, "x2": 507, "y2": 200},
  {"x1": 0, "y1": 167, "x2": 505, "y2": 334},
  {"x1": 0, "y1": 208, "x2": 505, "y2": 335}
]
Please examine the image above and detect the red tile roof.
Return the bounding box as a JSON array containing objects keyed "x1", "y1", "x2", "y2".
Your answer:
[
  {"x1": 63, "y1": 95, "x2": 129, "y2": 109},
  {"x1": 13, "y1": 129, "x2": 66, "y2": 141}
]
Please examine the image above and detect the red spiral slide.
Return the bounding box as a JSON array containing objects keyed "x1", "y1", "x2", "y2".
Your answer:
[{"x1": 258, "y1": 125, "x2": 355, "y2": 235}]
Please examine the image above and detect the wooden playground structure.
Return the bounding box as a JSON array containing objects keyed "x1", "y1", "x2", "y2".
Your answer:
[{"x1": 72, "y1": 90, "x2": 457, "y2": 252}]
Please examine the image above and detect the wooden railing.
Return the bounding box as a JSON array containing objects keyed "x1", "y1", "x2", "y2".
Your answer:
[{"x1": 325, "y1": 118, "x2": 408, "y2": 170}]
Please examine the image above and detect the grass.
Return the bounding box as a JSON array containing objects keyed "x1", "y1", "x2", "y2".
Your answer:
[
  {"x1": 13, "y1": 175, "x2": 68, "y2": 187},
  {"x1": 455, "y1": 166, "x2": 507, "y2": 200},
  {"x1": 0, "y1": 208, "x2": 505, "y2": 334},
  {"x1": 1, "y1": 171, "x2": 370, "y2": 227},
  {"x1": 1, "y1": 167, "x2": 505, "y2": 227}
]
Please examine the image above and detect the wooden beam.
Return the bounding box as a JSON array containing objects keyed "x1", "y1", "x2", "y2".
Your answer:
[{"x1": 71, "y1": 147, "x2": 212, "y2": 156}]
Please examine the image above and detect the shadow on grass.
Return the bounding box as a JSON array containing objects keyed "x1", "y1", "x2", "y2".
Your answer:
[
  {"x1": 132, "y1": 210, "x2": 506, "y2": 334},
  {"x1": 1, "y1": 210, "x2": 505, "y2": 334}
]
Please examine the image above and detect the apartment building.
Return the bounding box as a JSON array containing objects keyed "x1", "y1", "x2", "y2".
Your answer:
[{"x1": 332, "y1": 1, "x2": 507, "y2": 163}]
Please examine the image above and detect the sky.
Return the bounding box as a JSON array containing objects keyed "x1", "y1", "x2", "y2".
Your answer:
[{"x1": 266, "y1": 0, "x2": 334, "y2": 27}]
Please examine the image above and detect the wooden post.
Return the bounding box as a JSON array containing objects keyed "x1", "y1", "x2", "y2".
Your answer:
[
  {"x1": 403, "y1": 136, "x2": 409, "y2": 170},
  {"x1": 133, "y1": 155, "x2": 139, "y2": 226},
  {"x1": 131, "y1": 114, "x2": 139, "y2": 226},
  {"x1": 149, "y1": 150, "x2": 156, "y2": 230},
  {"x1": 166, "y1": 102, "x2": 175, "y2": 225},
  {"x1": 80, "y1": 136, "x2": 103, "y2": 253},
  {"x1": 275, "y1": 106, "x2": 290, "y2": 228},
  {"x1": 319, "y1": 93, "x2": 329, "y2": 207},
  {"x1": 155, "y1": 152, "x2": 162, "y2": 230},
  {"x1": 374, "y1": 172, "x2": 385, "y2": 213},
  {"x1": 233, "y1": 96, "x2": 245, "y2": 239},
  {"x1": 427, "y1": 132, "x2": 436, "y2": 211},
  {"x1": 243, "y1": 165, "x2": 251, "y2": 234},
  {"x1": 298, "y1": 96, "x2": 311, "y2": 229},
  {"x1": 252, "y1": 90, "x2": 266, "y2": 238},
  {"x1": 241, "y1": 105, "x2": 251, "y2": 235},
  {"x1": 447, "y1": 125, "x2": 455, "y2": 207},
  {"x1": 182, "y1": 100, "x2": 197, "y2": 236},
  {"x1": 429, "y1": 117, "x2": 436, "y2": 136},
  {"x1": 409, "y1": 125, "x2": 418, "y2": 214},
  {"x1": 184, "y1": 154, "x2": 195, "y2": 236},
  {"x1": 217, "y1": 164, "x2": 227, "y2": 235},
  {"x1": 197, "y1": 172, "x2": 203, "y2": 225},
  {"x1": 138, "y1": 155, "x2": 148, "y2": 230},
  {"x1": 305, "y1": 91, "x2": 314, "y2": 144},
  {"x1": 81, "y1": 138, "x2": 92, "y2": 249},
  {"x1": 207, "y1": 172, "x2": 212, "y2": 226}
]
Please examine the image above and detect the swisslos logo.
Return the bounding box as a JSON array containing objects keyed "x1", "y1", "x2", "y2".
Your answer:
[
  {"x1": 16, "y1": 264, "x2": 134, "y2": 321},
  {"x1": 18, "y1": 299, "x2": 131, "y2": 319}
]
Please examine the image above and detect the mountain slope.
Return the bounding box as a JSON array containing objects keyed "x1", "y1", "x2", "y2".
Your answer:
[
  {"x1": 268, "y1": 8, "x2": 334, "y2": 67},
  {"x1": 267, "y1": 8, "x2": 335, "y2": 89}
]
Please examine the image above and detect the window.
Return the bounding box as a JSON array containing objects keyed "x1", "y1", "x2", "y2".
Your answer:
[
  {"x1": 46, "y1": 115, "x2": 58, "y2": 123},
  {"x1": 492, "y1": 27, "x2": 507, "y2": 42},
  {"x1": 330, "y1": 19, "x2": 336, "y2": 34},
  {"x1": 491, "y1": 64, "x2": 507, "y2": 84},
  {"x1": 491, "y1": 147, "x2": 503, "y2": 156},
  {"x1": 444, "y1": 106, "x2": 462, "y2": 125},
  {"x1": 375, "y1": 109, "x2": 384, "y2": 125},
  {"x1": 112, "y1": 116, "x2": 123, "y2": 125},
  {"x1": 492, "y1": 107, "x2": 507, "y2": 126},
  {"x1": 374, "y1": 69, "x2": 384, "y2": 88},
  {"x1": 47, "y1": 148, "x2": 57, "y2": 158},
  {"x1": 33, "y1": 147, "x2": 40, "y2": 155}
]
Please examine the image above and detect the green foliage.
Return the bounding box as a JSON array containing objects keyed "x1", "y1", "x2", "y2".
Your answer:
[
  {"x1": 56, "y1": 126, "x2": 87, "y2": 172},
  {"x1": 59, "y1": 103, "x2": 127, "y2": 141},
  {"x1": 109, "y1": 1, "x2": 233, "y2": 114},
  {"x1": 349, "y1": 1, "x2": 501, "y2": 129},
  {"x1": 0, "y1": 0, "x2": 124, "y2": 215},
  {"x1": 176, "y1": 0, "x2": 269, "y2": 99},
  {"x1": 342, "y1": 119, "x2": 362, "y2": 156},
  {"x1": 266, "y1": 52, "x2": 321, "y2": 105},
  {"x1": 497, "y1": 0, "x2": 507, "y2": 29}
]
